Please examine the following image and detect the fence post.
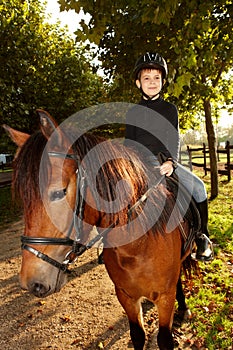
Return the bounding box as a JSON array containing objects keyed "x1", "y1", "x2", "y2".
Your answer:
[
  {"x1": 226, "y1": 141, "x2": 231, "y2": 182},
  {"x1": 187, "y1": 145, "x2": 193, "y2": 171},
  {"x1": 203, "y1": 143, "x2": 207, "y2": 175}
]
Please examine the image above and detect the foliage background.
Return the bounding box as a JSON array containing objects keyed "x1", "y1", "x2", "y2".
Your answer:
[{"x1": 0, "y1": 0, "x2": 105, "y2": 153}]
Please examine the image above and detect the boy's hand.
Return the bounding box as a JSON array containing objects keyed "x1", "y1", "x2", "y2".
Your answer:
[{"x1": 159, "y1": 160, "x2": 174, "y2": 177}]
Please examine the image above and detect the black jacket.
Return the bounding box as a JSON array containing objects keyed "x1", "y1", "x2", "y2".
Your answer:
[{"x1": 125, "y1": 97, "x2": 179, "y2": 161}]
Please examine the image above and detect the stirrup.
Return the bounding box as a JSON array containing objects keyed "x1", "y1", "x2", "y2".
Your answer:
[{"x1": 191, "y1": 234, "x2": 214, "y2": 262}]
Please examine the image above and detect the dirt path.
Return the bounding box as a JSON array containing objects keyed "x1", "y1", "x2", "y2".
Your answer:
[{"x1": 0, "y1": 220, "x2": 197, "y2": 350}]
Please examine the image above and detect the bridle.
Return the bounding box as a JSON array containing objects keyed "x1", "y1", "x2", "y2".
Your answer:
[
  {"x1": 21, "y1": 151, "x2": 116, "y2": 273},
  {"x1": 20, "y1": 150, "x2": 171, "y2": 274}
]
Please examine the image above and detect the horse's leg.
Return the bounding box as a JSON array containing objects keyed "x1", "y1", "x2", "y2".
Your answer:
[
  {"x1": 176, "y1": 276, "x2": 186, "y2": 310},
  {"x1": 156, "y1": 292, "x2": 176, "y2": 350},
  {"x1": 115, "y1": 287, "x2": 145, "y2": 350},
  {"x1": 176, "y1": 276, "x2": 191, "y2": 320}
]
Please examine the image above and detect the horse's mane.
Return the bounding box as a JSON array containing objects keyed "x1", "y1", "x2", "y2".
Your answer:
[
  {"x1": 73, "y1": 133, "x2": 149, "y2": 206},
  {"x1": 71, "y1": 131, "x2": 177, "y2": 233},
  {"x1": 13, "y1": 129, "x2": 177, "y2": 233}
]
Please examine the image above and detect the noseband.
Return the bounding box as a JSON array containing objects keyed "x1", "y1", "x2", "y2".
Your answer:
[{"x1": 21, "y1": 151, "x2": 115, "y2": 273}]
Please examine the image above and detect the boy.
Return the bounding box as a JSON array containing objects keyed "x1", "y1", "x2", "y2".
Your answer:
[{"x1": 125, "y1": 52, "x2": 213, "y2": 261}]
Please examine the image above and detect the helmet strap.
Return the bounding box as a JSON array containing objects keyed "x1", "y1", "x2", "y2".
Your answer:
[{"x1": 140, "y1": 87, "x2": 161, "y2": 100}]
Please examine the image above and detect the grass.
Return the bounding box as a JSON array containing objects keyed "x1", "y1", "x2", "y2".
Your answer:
[
  {"x1": 183, "y1": 258, "x2": 233, "y2": 349},
  {"x1": 180, "y1": 170, "x2": 233, "y2": 349},
  {"x1": 205, "y1": 172, "x2": 233, "y2": 253},
  {"x1": 0, "y1": 171, "x2": 232, "y2": 349}
]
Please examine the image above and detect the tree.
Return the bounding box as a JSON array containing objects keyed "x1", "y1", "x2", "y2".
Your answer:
[
  {"x1": 59, "y1": 0, "x2": 233, "y2": 198},
  {"x1": 0, "y1": 0, "x2": 104, "y2": 153},
  {"x1": 166, "y1": 1, "x2": 233, "y2": 198}
]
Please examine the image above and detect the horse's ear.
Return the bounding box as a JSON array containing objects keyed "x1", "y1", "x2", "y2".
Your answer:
[
  {"x1": 2, "y1": 124, "x2": 30, "y2": 147},
  {"x1": 37, "y1": 109, "x2": 59, "y2": 140}
]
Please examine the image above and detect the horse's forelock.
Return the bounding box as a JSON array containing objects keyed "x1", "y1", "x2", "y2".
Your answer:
[{"x1": 13, "y1": 131, "x2": 49, "y2": 212}]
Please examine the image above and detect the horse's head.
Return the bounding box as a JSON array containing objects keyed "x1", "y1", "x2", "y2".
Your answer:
[{"x1": 4, "y1": 110, "x2": 81, "y2": 297}]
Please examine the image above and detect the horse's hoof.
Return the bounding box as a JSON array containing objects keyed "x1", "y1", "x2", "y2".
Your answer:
[
  {"x1": 176, "y1": 308, "x2": 192, "y2": 321},
  {"x1": 98, "y1": 252, "x2": 104, "y2": 264},
  {"x1": 183, "y1": 308, "x2": 192, "y2": 320}
]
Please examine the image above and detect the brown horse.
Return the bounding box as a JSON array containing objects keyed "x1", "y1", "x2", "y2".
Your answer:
[{"x1": 4, "y1": 110, "x2": 195, "y2": 350}]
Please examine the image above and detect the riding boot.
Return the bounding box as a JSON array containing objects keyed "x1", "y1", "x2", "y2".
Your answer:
[{"x1": 192, "y1": 199, "x2": 213, "y2": 261}]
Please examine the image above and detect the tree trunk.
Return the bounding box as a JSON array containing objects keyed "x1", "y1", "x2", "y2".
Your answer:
[{"x1": 203, "y1": 99, "x2": 218, "y2": 199}]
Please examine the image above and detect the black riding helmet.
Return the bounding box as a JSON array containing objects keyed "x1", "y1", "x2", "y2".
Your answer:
[
  {"x1": 134, "y1": 52, "x2": 168, "y2": 100},
  {"x1": 134, "y1": 52, "x2": 168, "y2": 81}
]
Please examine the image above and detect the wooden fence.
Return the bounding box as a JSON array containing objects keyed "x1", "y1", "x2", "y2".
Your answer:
[{"x1": 183, "y1": 141, "x2": 233, "y2": 181}]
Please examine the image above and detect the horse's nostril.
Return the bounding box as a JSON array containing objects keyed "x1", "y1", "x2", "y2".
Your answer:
[{"x1": 30, "y1": 282, "x2": 50, "y2": 298}]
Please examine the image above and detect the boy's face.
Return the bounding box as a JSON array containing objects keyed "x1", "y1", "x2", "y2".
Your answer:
[{"x1": 136, "y1": 69, "x2": 163, "y2": 99}]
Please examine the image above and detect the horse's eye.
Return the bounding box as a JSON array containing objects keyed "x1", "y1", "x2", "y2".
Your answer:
[{"x1": 50, "y1": 189, "x2": 67, "y2": 201}]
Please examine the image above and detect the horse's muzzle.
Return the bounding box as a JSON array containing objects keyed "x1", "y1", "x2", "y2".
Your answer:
[{"x1": 28, "y1": 281, "x2": 52, "y2": 298}]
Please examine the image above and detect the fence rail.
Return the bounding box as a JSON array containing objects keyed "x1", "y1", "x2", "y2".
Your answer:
[{"x1": 183, "y1": 141, "x2": 233, "y2": 181}]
